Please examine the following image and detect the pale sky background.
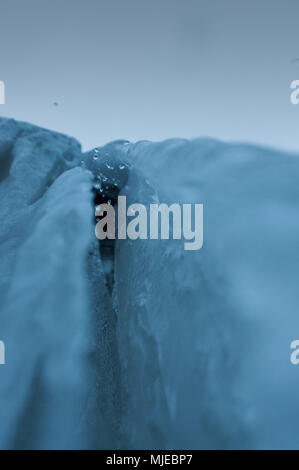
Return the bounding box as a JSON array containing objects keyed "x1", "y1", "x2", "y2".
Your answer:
[{"x1": 1, "y1": 0, "x2": 299, "y2": 152}]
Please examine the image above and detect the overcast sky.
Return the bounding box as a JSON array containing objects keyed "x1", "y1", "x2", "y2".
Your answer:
[{"x1": 1, "y1": 0, "x2": 299, "y2": 152}]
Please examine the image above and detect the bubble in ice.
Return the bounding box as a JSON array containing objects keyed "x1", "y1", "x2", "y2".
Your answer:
[{"x1": 93, "y1": 182, "x2": 102, "y2": 190}]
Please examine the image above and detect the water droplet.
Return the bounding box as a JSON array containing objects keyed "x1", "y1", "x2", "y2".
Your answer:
[{"x1": 93, "y1": 182, "x2": 101, "y2": 190}]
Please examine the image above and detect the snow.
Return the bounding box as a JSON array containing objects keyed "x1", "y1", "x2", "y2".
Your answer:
[{"x1": 0, "y1": 117, "x2": 299, "y2": 449}]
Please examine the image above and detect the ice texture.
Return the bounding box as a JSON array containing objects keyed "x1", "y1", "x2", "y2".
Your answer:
[
  {"x1": 0, "y1": 119, "x2": 118, "y2": 449},
  {"x1": 113, "y1": 139, "x2": 299, "y2": 449},
  {"x1": 0, "y1": 117, "x2": 299, "y2": 449}
]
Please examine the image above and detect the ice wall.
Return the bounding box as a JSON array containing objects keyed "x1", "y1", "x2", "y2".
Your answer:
[
  {"x1": 113, "y1": 139, "x2": 299, "y2": 449},
  {"x1": 0, "y1": 117, "x2": 299, "y2": 449},
  {"x1": 0, "y1": 118, "x2": 119, "y2": 449}
]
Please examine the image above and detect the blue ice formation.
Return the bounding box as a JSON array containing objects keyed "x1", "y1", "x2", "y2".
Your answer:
[{"x1": 0, "y1": 117, "x2": 299, "y2": 449}]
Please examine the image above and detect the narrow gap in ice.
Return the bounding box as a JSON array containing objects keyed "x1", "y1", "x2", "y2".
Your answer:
[
  {"x1": 84, "y1": 143, "x2": 130, "y2": 295},
  {"x1": 93, "y1": 181, "x2": 118, "y2": 294},
  {"x1": 0, "y1": 147, "x2": 13, "y2": 184}
]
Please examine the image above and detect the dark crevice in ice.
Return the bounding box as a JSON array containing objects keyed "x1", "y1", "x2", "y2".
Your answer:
[
  {"x1": 93, "y1": 183, "x2": 118, "y2": 294},
  {"x1": 0, "y1": 146, "x2": 13, "y2": 184},
  {"x1": 84, "y1": 143, "x2": 130, "y2": 295}
]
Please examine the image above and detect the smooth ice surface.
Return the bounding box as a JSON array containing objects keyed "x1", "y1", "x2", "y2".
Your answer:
[
  {"x1": 0, "y1": 118, "x2": 118, "y2": 449},
  {"x1": 0, "y1": 117, "x2": 299, "y2": 449},
  {"x1": 113, "y1": 139, "x2": 299, "y2": 449}
]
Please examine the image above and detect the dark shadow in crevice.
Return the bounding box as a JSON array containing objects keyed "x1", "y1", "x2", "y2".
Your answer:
[
  {"x1": 93, "y1": 182, "x2": 119, "y2": 295},
  {"x1": 0, "y1": 147, "x2": 14, "y2": 184}
]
